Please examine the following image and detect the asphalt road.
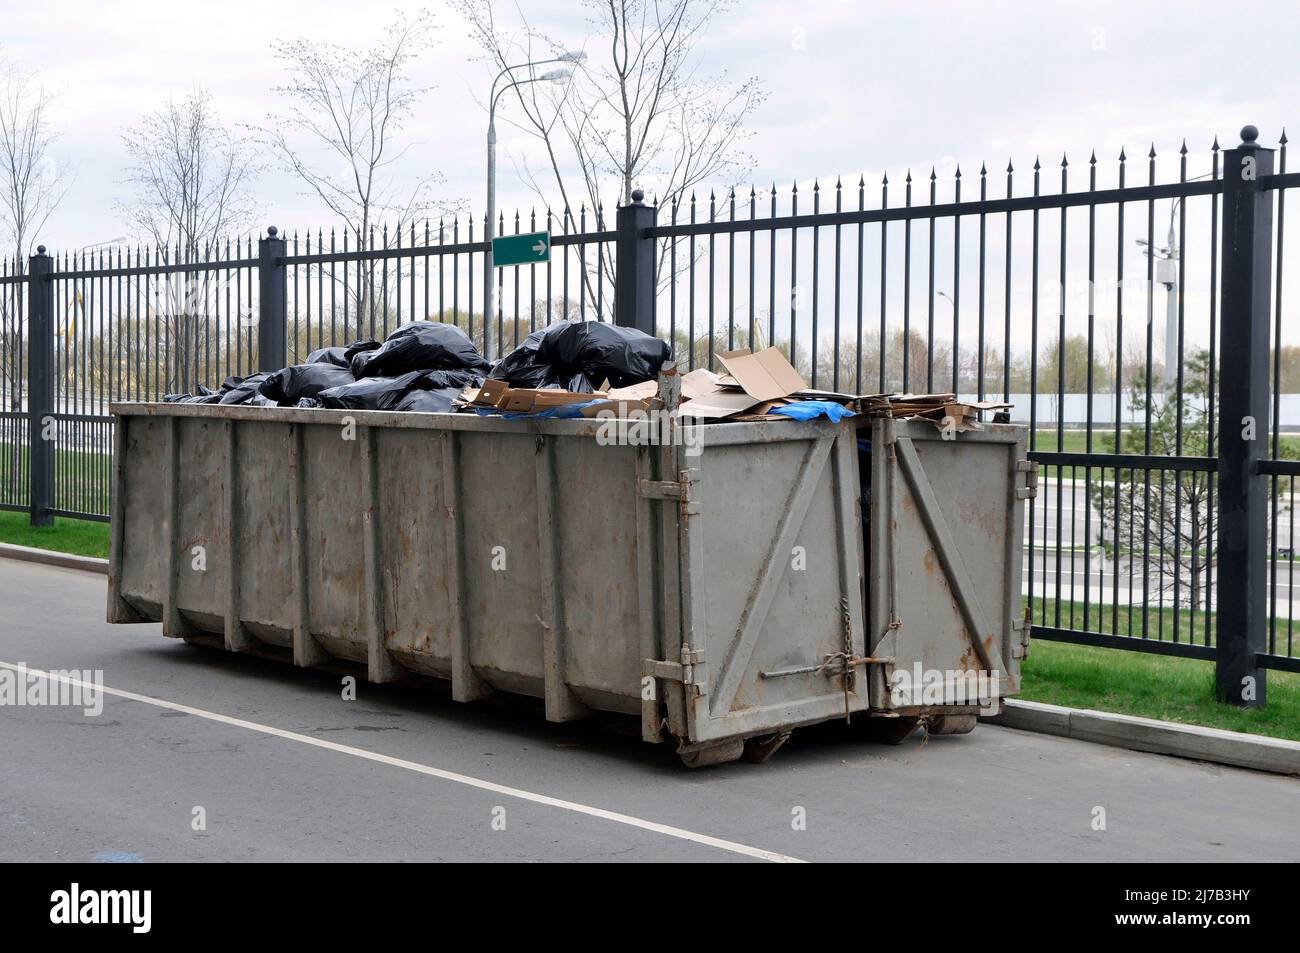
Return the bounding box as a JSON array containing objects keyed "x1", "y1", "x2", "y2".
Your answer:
[{"x1": 1, "y1": 558, "x2": 1297, "y2": 863}]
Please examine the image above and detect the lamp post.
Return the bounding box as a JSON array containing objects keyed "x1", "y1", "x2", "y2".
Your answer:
[
  {"x1": 484, "y1": 52, "x2": 583, "y2": 360},
  {"x1": 1136, "y1": 172, "x2": 1213, "y2": 392}
]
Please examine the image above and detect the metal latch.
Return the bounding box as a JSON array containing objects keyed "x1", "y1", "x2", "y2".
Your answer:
[
  {"x1": 643, "y1": 645, "x2": 708, "y2": 697},
  {"x1": 638, "y1": 479, "x2": 685, "y2": 500},
  {"x1": 1015, "y1": 459, "x2": 1038, "y2": 500},
  {"x1": 637, "y1": 470, "x2": 701, "y2": 515}
]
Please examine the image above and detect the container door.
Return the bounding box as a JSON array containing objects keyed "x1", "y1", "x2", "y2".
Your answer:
[
  {"x1": 648, "y1": 422, "x2": 871, "y2": 746},
  {"x1": 867, "y1": 418, "x2": 1031, "y2": 712}
]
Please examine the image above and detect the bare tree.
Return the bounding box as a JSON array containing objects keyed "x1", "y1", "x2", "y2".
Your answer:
[
  {"x1": 0, "y1": 55, "x2": 70, "y2": 493},
  {"x1": 0, "y1": 59, "x2": 70, "y2": 262},
  {"x1": 455, "y1": 0, "x2": 764, "y2": 311},
  {"x1": 118, "y1": 88, "x2": 257, "y2": 393},
  {"x1": 255, "y1": 9, "x2": 447, "y2": 329},
  {"x1": 119, "y1": 88, "x2": 256, "y2": 251}
]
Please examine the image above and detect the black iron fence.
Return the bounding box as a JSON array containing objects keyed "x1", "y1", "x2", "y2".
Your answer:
[{"x1": 2, "y1": 123, "x2": 1296, "y2": 697}]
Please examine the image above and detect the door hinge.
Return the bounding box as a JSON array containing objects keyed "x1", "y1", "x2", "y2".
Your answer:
[
  {"x1": 1015, "y1": 459, "x2": 1038, "y2": 499},
  {"x1": 643, "y1": 645, "x2": 708, "y2": 697}
]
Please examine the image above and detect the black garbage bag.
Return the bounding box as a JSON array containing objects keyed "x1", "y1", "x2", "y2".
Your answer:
[
  {"x1": 163, "y1": 384, "x2": 221, "y2": 403},
  {"x1": 258, "y1": 364, "x2": 356, "y2": 406},
  {"x1": 217, "y1": 372, "x2": 272, "y2": 405},
  {"x1": 351, "y1": 321, "x2": 489, "y2": 378},
  {"x1": 490, "y1": 321, "x2": 668, "y2": 391},
  {"x1": 306, "y1": 339, "x2": 380, "y2": 368},
  {"x1": 488, "y1": 326, "x2": 594, "y2": 392},
  {"x1": 392, "y1": 387, "x2": 464, "y2": 413},
  {"x1": 538, "y1": 321, "x2": 670, "y2": 389},
  {"x1": 317, "y1": 367, "x2": 482, "y2": 411}
]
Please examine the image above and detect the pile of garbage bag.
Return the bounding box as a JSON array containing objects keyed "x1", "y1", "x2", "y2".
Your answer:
[
  {"x1": 162, "y1": 320, "x2": 675, "y2": 416},
  {"x1": 162, "y1": 321, "x2": 492, "y2": 412}
]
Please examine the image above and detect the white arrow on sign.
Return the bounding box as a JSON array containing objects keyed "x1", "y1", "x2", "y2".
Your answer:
[{"x1": 533, "y1": 239, "x2": 547, "y2": 255}]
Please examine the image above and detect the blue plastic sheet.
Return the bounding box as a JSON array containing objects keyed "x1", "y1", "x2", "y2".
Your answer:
[
  {"x1": 473, "y1": 401, "x2": 602, "y2": 420},
  {"x1": 770, "y1": 400, "x2": 856, "y2": 422}
]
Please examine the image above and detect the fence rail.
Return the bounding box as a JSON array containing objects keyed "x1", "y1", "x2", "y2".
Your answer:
[{"x1": 1, "y1": 123, "x2": 1296, "y2": 697}]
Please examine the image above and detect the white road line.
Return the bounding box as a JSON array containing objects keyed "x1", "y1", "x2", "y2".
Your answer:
[{"x1": 0, "y1": 661, "x2": 806, "y2": 864}]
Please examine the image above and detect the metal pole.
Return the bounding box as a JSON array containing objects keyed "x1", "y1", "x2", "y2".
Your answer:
[
  {"x1": 27, "y1": 245, "x2": 54, "y2": 526},
  {"x1": 1216, "y1": 124, "x2": 1272, "y2": 707},
  {"x1": 1164, "y1": 214, "x2": 1179, "y2": 391},
  {"x1": 615, "y1": 189, "x2": 657, "y2": 335},
  {"x1": 484, "y1": 118, "x2": 496, "y2": 361},
  {"x1": 257, "y1": 226, "x2": 287, "y2": 372}
]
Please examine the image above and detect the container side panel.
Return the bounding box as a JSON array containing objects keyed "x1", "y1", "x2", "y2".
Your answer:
[
  {"x1": 302, "y1": 424, "x2": 366, "y2": 659},
  {"x1": 235, "y1": 421, "x2": 295, "y2": 644},
  {"x1": 119, "y1": 417, "x2": 168, "y2": 617},
  {"x1": 553, "y1": 439, "x2": 641, "y2": 700},
  {"x1": 375, "y1": 427, "x2": 453, "y2": 674},
  {"x1": 173, "y1": 416, "x2": 227, "y2": 632},
  {"x1": 459, "y1": 430, "x2": 545, "y2": 688}
]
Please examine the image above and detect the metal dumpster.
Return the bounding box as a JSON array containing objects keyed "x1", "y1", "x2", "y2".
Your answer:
[{"x1": 107, "y1": 401, "x2": 1031, "y2": 766}]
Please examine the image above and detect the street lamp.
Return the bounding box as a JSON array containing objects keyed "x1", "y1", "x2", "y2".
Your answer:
[
  {"x1": 484, "y1": 52, "x2": 584, "y2": 360},
  {"x1": 1135, "y1": 172, "x2": 1213, "y2": 392}
]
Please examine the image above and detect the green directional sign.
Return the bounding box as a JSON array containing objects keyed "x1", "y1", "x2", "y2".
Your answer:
[{"x1": 492, "y1": 230, "x2": 551, "y2": 267}]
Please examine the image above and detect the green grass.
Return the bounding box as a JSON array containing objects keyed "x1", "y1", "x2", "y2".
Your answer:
[
  {"x1": 0, "y1": 509, "x2": 110, "y2": 558},
  {"x1": 1020, "y1": 639, "x2": 1300, "y2": 742},
  {"x1": 0, "y1": 442, "x2": 112, "y2": 517},
  {"x1": 1033, "y1": 428, "x2": 1300, "y2": 456},
  {"x1": 1032, "y1": 598, "x2": 1217, "y2": 643}
]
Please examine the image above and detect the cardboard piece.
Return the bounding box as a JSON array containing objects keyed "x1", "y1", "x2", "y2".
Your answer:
[
  {"x1": 471, "y1": 378, "x2": 607, "y2": 414},
  {"x1": 606, "y1": 380, "x2": 659, "y2": 401},
  {"x1": 680, "y1": 368, "x2": 726, "y2": 401},
  {"x1": 716, "y1": 347, "x2": 807, "y2": 402},
  {"x1": 580, "y1": 397, "x2": 659, "y2": 418},
  {"x1": 496, "y1": 388, "x2": 602, "y2": 413},
  {"x1": 472, "y1": 379, "x2": 510, "y2": 407},
  {"x1": 677, "y1": 390, "x2": 762, "y2": 419}
]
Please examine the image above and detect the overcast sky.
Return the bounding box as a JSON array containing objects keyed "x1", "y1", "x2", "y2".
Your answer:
[
  {"x1": 4, "y1": 0, "x2": 1298, "y2": 359},
  {"x1": 7, "y1": 0, "x2": 1296, "y2": 248}
]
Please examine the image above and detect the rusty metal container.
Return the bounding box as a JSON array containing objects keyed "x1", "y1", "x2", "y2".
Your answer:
[{"x1": 108, "y1": 402, "x2": 1030, "y2": 766}]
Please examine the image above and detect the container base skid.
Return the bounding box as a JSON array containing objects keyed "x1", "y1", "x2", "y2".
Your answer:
[{"x1": 109, "y1": 403, "x2": 1028, "y2": 767}]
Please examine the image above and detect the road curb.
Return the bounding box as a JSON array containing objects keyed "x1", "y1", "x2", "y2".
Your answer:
[
  {"x1": 0, "y1": 543, "x2": 108, "y2": 576},
  {"x1": 983, "y1": 699, "x2": 1300, "y2": 776}
]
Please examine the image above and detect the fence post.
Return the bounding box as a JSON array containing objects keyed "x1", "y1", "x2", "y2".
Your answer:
[
  {"x1": 27, "y1": 245, "x2": 54, "y2": 527},
  {"x1": 258, "y1": 226, "x2": 288, "y2": 371},
  {"x1": 615, "y1": 189, "x2": 657, "y2": 334},
  {"x1": 1216, "y1": 125, "x2": 1273, "y2": 707}
]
